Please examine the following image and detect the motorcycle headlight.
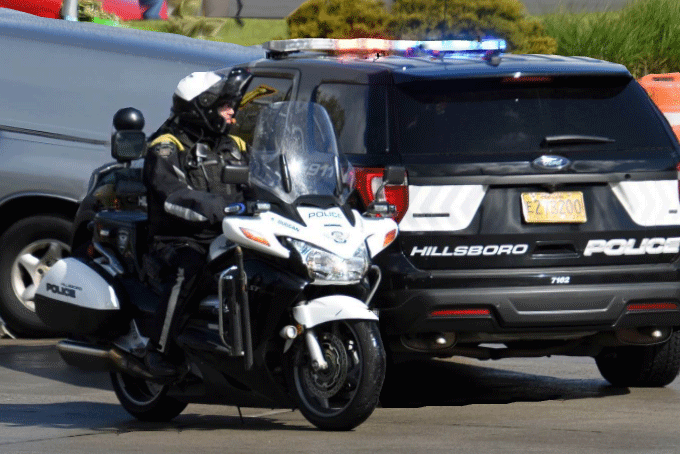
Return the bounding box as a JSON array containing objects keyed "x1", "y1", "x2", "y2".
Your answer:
[{"x1": 289, "y1": 239, "x2": 369, "y2": 284}]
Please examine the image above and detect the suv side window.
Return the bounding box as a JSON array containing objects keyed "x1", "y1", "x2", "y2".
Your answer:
[
  {"x1": 231, "y1": 75, "x2": 293, "y2": 145},
  {"x1": 314, "y1": 83, "x2": 387, "y2": 155}
]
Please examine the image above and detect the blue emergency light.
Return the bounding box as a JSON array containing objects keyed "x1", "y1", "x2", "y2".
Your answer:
[{"x1": 262, "y1": 38, "x2": 507, "y2": 59}]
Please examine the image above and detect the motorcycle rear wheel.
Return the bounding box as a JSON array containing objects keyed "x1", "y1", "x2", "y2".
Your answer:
[
  {"x1": 111, "y1": 372, "x2": 187, "y2": 422},
  {"x1": 285, "y1": 320, "x2": 386, "y2": 431}
]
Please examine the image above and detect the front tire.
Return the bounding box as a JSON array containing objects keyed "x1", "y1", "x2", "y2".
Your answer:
[
  {"x1": 111, "y1": 372, "x2": 187, "y2": 422},
  {"x1": 0, "y1": 215, "x2": 72, "y2": 337},
  {"x1": 285, "y1": 320, "x2": 385, "y2": 431},
  {"x1": 595, "y1": 331, "x2": 680, "y2": 387}
]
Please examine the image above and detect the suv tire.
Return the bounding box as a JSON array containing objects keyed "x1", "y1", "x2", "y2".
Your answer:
[
  {"x1": 0, "y1": 215, "x2": 71, "y2": 337},
  {"x1": 595, "y1": 331, "x2": 680, "y2": 387}
]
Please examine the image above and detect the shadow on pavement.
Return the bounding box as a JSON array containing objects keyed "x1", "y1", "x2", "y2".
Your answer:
[
  {"x1": 1, "y1": 340, "x2": 629, "y2": 420},
  {"x1": 117, "y1": 412, "x2": 314, "y2": 432},
  {"x1": 0, "y1": 401, "x2": 311, "y2": 433},
  {"x1": 380, "y1": 358, "x2": 629, "y2": 408},
  {"x1": 0, "y1": 341, "x2": 111, "y2": 391}
]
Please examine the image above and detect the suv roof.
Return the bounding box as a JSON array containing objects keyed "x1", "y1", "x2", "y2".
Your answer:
[{"x1": 250, "y1": 52, "x2": 632, "y2": 81}]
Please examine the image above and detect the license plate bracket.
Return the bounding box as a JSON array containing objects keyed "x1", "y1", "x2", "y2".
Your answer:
[{"x1": 521, "y1": 191, "x2": 587, "y2": 223}]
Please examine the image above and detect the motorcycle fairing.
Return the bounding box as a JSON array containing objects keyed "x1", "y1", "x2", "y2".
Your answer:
[
  {"x1": 221, "y1": 207, "x2": 398, "y2": 259},
  {"x1": 355, "y1": 214, "x2": 399, "y2": 258}
]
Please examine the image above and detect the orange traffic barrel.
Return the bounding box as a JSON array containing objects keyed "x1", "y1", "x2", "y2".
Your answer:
[
  {"x1": 639, "y1": 73, "x2": 680, "y2": 141},
  {"x1": 639, "y1": 73, "x2": 680, "y2": 112}
]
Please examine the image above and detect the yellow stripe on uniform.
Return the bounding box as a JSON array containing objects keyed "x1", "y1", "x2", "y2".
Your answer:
[
  {"x1": 149, "y1": 133, "x2": 185, "y2": 152},
  {"x1": 229, "y1": 135, "x2": 247, "y2": 153},
  {"x1": 240, "y1": 84, "x2": 277, "y2": 107}
]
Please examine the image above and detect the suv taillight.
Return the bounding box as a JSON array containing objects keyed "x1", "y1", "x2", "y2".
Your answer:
[{"x1": 354, "y1": 167, "x2": 409, "y2": 223}]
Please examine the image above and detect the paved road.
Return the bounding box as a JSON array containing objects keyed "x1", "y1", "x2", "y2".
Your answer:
[{"x1": 1, "y1": 338, "x2": 680, "y2": 453}]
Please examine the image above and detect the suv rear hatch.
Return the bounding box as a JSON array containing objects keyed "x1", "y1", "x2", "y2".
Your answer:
[{"x1": 391, "y1": 75, "x2": 680, "y2": 271}]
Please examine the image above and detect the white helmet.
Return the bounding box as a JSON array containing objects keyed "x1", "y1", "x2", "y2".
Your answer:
[{"x1": 171, "y1": 67, "x2": 252, "y2": 134}]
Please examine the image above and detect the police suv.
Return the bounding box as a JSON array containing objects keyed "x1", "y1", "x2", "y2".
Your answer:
[
  {"x1": 227, "y1": 38, "x2": 680, "y2": 387},
  {"x1": 78, "y1": 37, "x2": 680, "y2": 387}
]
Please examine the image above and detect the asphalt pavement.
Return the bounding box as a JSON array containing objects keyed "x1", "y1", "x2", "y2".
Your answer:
[{"x1": 2, "y1": 338, "x2": 680, "y2": 453}]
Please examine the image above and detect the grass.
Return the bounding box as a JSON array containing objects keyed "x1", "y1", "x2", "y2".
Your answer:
[
  {"x1": 125, "y1": 17, "x2": 288, "y2": 46},
  {"x1": 541, "y1": 0, "x2": 680, "y2": 78}
]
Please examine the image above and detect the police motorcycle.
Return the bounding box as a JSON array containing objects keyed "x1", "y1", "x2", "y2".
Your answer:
[{"x1": 33, "y1": 101, "x2": 400, "y2": 431}]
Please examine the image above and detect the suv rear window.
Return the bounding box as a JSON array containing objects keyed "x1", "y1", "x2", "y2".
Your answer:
[
  {"x1": 314, "y1": 83, "x2": 387, "y2": 155},
  {"x1": 393, "y1": 76, "x2": 675, "y2": 158}
]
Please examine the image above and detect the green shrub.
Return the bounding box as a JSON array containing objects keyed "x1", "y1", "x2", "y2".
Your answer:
[
  {"x1": 287, "y1": 0, "x2": 394, "y2": 39},
  {"x1": 542, "y1": 0, "x2": 680, "y2": 78},
  {"x1": 171, "y1": 0, "x2": 203, "y2": 17},
  {"x1": 390, "y1": 0, "x2": 556, "y2": 54},
  {"x1": 78, "y1": 0, "x2": 120, "y2": 22},
  {"x1": 147, "y1": 0, "x2": 225, "y2": 39},
  {"x1": 162, "y1": 17, "x2": 225, "y2": 39}
]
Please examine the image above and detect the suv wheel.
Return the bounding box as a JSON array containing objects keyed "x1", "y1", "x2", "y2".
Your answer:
[
  {"x1": 0, "y1": 215, "x2": 71, "y2": 337},
  {"x1": 595, "y1": 331, "x2": 680, "y2": 387}
]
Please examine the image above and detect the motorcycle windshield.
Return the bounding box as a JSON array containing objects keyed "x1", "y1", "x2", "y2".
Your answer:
[{"x1": 249, "y1": 101, "x2": 355, "y2": 205}]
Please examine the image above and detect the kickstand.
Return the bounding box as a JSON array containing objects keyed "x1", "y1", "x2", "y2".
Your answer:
[
  {"x1": 0, "y1": 322, "x2": 16, "y2": 339},
  {"x1": 237, "y1": 406, "x2": 244, "y2": 425}
]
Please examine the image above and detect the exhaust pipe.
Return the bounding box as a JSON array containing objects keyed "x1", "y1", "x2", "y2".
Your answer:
[
  {"x1": 57, "y1": 340, "x2": 155, "y2": 380},
  {"x1": 615, "y1": 327, "x2": 672, "y2": 345},
  {"x1": 401, "y1": 332, "x2": 457, "y2": 352}
]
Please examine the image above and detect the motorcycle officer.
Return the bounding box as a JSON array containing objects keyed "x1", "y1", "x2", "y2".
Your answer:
[{"x1": 142, "y1": 67, "x2": 252, "y2": 377}]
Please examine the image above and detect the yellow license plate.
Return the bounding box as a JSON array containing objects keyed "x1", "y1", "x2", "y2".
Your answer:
[{"x1": 521, "y1": 192, "x2": 587, "y2": 223}]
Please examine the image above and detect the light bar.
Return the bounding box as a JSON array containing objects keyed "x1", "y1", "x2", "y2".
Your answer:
[
  {"x1": 263, "y1": 38, "x2": 336, "y2": 53},
  {"x1": 392, "y1": 39, "x2": 507, "y2": 53},
  {"x1": 262, "y1": 38, "x2": 507, "y2": 57}
]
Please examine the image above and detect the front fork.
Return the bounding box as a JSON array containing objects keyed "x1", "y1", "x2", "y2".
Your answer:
[{"x1": 305, "y1": 329, "x2": 329, "y2": 371}]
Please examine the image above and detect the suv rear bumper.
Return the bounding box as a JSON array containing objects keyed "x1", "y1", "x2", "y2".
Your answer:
[{"x1": 376, "y1": 262, "x2": 680, "y2": 335}]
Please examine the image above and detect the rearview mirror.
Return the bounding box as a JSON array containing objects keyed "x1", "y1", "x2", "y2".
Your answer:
[
  {"x1": 112, "y1": 131, "x2": 147, "y2": 162},
  {"x1": 221, "y1": 165, "x2": 250, "y2": 185}
]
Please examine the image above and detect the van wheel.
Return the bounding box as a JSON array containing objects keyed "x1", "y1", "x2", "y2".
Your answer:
[
  {"x1": 595, "y1": 331, "x2": 680, "y2": 387},
  {"x1": 0, "y1": 215, "x2": 71, "y2": 337}
]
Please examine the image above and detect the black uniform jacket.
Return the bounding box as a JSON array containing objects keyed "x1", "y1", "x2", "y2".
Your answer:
[{"x1": 143, "y1": 133, "x2": 248, "y2": 241}]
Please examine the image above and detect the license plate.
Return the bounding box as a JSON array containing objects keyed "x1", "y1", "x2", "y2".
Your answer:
[{"x1": 521, "y1": 192, "x2": 587, "y2": 223}]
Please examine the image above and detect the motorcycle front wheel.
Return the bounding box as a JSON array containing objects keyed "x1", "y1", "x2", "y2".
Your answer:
[{"x1": 285, "y1": 320, "x2": 386, "y2": 431}]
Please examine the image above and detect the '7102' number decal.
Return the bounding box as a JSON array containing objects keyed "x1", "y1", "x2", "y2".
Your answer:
[{"x1": 551, "y1": 276, "x2": 570, "y2": 284}]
